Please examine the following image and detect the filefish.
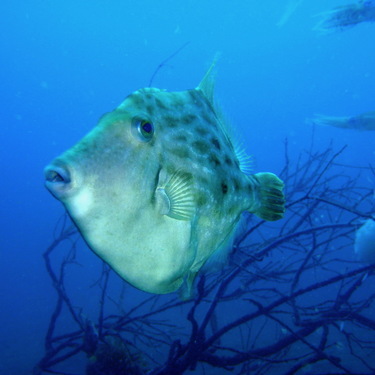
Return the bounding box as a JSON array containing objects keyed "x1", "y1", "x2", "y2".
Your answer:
[
  {"x1": 44, "y1": 66, "x2": 285, "y2": 297},
  {"x1": 313, "y1": 0, "x2": 375, "y2": 34},
  {"x1": 308, "y1": 111, "x2": 375, "y2": 131}
]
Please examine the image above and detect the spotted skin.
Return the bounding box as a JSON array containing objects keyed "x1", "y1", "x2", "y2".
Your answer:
[{"x1": 119, "y1": 88, "x2": 254, "y2": 271}]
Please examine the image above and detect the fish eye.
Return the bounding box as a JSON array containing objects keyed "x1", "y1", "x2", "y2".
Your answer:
[{"x1": 131, "y1": 118, "x2": 154, "y2": 142}]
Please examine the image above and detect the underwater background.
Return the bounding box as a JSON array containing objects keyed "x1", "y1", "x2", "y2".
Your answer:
[{"x1": 0, "y1": 0, "x2": 374, "y2": 374}]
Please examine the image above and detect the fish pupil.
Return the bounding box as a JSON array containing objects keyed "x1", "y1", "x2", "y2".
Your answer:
[
  {"x1": 131, "y1": 117, "x2": 154, "y2": 142},
  {"x1": 142, "y1": 121, "x2": 153, "y2": 134}
]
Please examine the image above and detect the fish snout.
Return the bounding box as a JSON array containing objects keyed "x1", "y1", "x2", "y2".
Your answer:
[{"x1": 44, "y1": 162, "x2": 74, "y2": 200}]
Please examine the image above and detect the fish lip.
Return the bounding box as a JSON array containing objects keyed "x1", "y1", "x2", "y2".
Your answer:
[
  {"x1": 44, "y1": 162, "x2": 74, "y2": 200},
  {"x1": 45, "y1": 164, "x2": 71, "y2": 184}
]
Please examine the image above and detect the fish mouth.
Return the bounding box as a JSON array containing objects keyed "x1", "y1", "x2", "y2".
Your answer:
[{"x1": 44, "y1": 162, "x2": 74, "y2": 200}]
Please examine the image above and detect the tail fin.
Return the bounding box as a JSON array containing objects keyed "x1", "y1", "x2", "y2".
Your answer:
[{"x1": 252, "y1": 172, "x2": 285, "y2": 221}]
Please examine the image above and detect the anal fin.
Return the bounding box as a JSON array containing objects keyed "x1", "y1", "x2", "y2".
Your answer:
[{"x1": 179, "y1": 271, "x2": 197, "y2": 300}]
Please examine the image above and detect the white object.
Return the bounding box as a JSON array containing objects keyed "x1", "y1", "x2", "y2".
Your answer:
[{"x1": 355, "y1": 219, "x2": 375, "y2": 263}]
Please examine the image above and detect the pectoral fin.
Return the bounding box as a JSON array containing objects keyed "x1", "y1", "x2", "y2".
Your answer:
[{"x1": 155, "y1": 170, "x2": 195, "y2": 220}]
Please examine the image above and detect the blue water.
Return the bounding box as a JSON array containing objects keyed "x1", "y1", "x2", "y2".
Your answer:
[{"x1": 0, "y1": 1, "x2": 374, "y2": 373}]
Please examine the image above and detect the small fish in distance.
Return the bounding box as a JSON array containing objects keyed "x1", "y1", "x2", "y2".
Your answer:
[
  {"x1": 308, "y1": 111, "x2": 375, "y2": 131},
  {"x1": 314, "y1": 0, "x2": 375, "y2": 34}
]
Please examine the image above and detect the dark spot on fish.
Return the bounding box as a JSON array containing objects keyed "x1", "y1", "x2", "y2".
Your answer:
[
  {"x1": 197, "y1": 194, "x2": 208, "y2": 206},
  {"x1": 182, "y1": 114, "x2": 198, "y2": 125},
  {"x1": 209, "y1": 154, "x2": 221, "y2": 167},
  {"x1": 169, "y1": 147, "x2": 190, "y2": 159},
  {"x1": 146, "y1": 105, "x2": 154, "y2": 115},
  {"x1": 192, "y1": 141, "x2": 210, "y2": 154},
  {"x1": 145, "y1": 93, "x2": 153, "y2": 100},
  {"x1": 129, "y1": 94, "x2": 145, "y2": 108},
  {"x1": 221, "y1": 182, "x2": 228, "y2": 194},
  {"x1": 174, "y1": 134, "x2": 188, "y2": 142},
  {"x1": 155, "y1": 97, "x2": 168, "y2": 110},
  {"x1": 195, "y1": 127, "x2": 209, "y2": 137},
  {"x1": 233, "y1": 178, "x2": 241, "y2": 191},
  {"x1": 211, "y1": 138, "x2": 221, "y2": 150},
  {"x1": 164, "y1": 116, "x2": 178, "y2": 128},
  {"x1": 225, "y1": 156, "x2": 233, "y2": 166}
]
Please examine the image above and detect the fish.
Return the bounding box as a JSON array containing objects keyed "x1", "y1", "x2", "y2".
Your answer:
[
  {"x1": 44, "y1": 65, "x2": 285, "y2": 297},
  {"x1": 313, "y1": 1, "x2": 375, "y2": 34},
  {"x1": 308, "y1": 111, "x2": 375, "y2": 131}
]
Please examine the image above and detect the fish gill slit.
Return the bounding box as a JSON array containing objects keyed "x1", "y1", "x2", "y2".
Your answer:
[{"x1": 152, "y1": 166, "x2": 163, "y2": 205}]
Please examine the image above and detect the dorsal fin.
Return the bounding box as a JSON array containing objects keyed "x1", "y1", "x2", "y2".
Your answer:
[
  {"x1": 196, "y1": 56, "x2": 250, "y2": 167},
  {"x1": 233, "y1": 141, "x2": 253, "y2": 175},
  {"x1": 196, "y1": 54, "x2": 220, "y2": 103}
]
